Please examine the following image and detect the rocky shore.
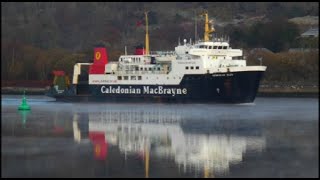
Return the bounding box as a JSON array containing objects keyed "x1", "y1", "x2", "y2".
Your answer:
[
  {"x1": 1, "y1": 87, "x2": 48, "y2": 95},
  {"x1": 258, "y1": 84, "x2": 318, "y2": 97}
]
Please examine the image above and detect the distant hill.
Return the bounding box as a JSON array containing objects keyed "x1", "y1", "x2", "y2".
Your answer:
[{"x1": 1, "y1": 2, "x2": 318, "y2": 52}]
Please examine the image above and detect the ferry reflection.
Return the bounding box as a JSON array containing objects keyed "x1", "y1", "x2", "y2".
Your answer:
[{"x1": 73, "y1": 109, "x2": 266, "y2": 177}]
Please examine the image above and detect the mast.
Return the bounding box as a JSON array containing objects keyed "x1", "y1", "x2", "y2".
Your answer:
[
  {"x1": 145, "y1": 11, "x2": 150, "y2": 55},
  {"x1": 202, "y1": 11, "x2": 215, "y2": 42}
]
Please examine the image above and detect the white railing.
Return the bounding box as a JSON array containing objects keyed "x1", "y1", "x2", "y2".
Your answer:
[
  {"x1": 150, "y1": 51, "x2": 176, "y2": 56},
  {"x1": 115, "y1": 70, "x2": 167, "y2": 76}
]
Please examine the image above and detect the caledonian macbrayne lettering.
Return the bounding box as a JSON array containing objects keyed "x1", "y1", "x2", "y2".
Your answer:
[{"x1": 101, "y1": 86, "x2": 187, "y2": 96}]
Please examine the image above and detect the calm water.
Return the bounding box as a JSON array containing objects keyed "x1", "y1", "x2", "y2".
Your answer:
[{"x1": 1, "y1": 95, "x2": 319, "y2": 178}]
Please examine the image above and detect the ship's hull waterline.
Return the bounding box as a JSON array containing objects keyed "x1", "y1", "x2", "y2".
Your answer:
[{"x1": 47, "y1": 71, "x2": 264, "y2": 103}]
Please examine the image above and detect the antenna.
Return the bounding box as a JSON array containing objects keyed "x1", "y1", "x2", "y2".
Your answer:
[
  {"x1": 178, "y1": 37, "x2": 181, "y2": 46},
  {"x1": 194, "y1": 9, "x2": 197, "y2": 43},
  {"x1": 125, "y1": 46, "x2": 127, "y2": 55}
]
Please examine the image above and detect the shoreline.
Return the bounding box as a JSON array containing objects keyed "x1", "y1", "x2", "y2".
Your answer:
[
  {"x1": 1, "y1": 87, "x2": 47, "y2": 95},
  {"x1": 258, "y1": 86, "x2": 319, "y2": 98},
  {"x1": 2, "y1": 86, "x2": 318, "y2": 98}
]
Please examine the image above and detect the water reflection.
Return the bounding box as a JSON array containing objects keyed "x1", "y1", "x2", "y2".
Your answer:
[
  {"x1": 2, "y1": 98, "x2": 317, "y2": 178},
  {"x1": 18, "y1": 110, "x2": 30, "y2": 128},
  {"x1": 73, "y1": 108, "x2": 266, "y2": 177}
]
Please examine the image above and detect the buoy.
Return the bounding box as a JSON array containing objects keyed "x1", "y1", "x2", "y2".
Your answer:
[{"x1": 18, "y1": 90, "x2": 31, "y2": 111}]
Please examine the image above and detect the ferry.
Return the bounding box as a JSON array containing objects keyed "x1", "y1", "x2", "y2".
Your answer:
[{"x1": 46, "y1": 11, "x2": 267, "y2": 103}]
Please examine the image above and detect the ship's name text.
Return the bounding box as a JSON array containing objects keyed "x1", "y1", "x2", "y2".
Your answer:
[{"x1": 101, "y1": 86, "x2": 187, "y2": 96}]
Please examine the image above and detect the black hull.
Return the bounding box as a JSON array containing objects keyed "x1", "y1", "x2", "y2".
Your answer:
[{"x1": 47, "y1": 71, "x2": 264, "y2": 103}]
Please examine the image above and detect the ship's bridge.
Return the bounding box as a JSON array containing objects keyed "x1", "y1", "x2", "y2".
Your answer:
[{"x1": 193, "y1": 41, "x2": 229, "y2": 50}]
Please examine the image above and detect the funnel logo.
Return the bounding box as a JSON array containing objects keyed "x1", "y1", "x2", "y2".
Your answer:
[{"x1": 95, "y1": 52, "x2": 101, "y2": 60}]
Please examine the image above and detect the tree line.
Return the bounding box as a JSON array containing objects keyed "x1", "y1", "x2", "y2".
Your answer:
[{"x1": 1, "y1": 2, "x2": 319, "y2": 85}]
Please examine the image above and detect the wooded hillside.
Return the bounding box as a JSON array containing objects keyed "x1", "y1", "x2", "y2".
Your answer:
[{"x1": 1, "y1": 2, "x2": 319, "y2": 84}]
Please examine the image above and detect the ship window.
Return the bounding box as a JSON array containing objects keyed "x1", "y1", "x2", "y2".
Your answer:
[
  {"x1": 218, "y1": 46, "x2": 222, "y2": 49},
  {"x1": 135, "y1": 67, "x2": 139, "y2": 71},
  {"x1": 131, "y1": 76, "x2": 136, "y2": 80},
  {"x1": 185, "y1": 66, "x2": 189, "y2": 70},
  {"x1": 213, "y1": 46, "x2": 218, "y2": 49},
  {"x1": 145, "y1": 67, "x2": 147, "y2": 71},
  {"x1": 196, "y1": 66, "x2": 199, "y2": 69},
  {"x1": 191, "y1": 66, "x2": 194, "y2": 70},
  {"x1": 124, "y1": 76, "x2": 128, "y2": 80},
  {"x1": 204, "y1": 45, "x2": 208, "y2": 49},
  {"x1": 140, "y1": 67, "x2": 143, "y2": 71},
  {"x1": 149, "y1": 67, "x2": 152, "y2": 71},
  {"x1": 138, "y1": 76, "x2": 142, "y2": 80},
  {"x1": 223, "y1": 46, "x2": 228, "y2": 49},
  {"x1": 157, "y1": 67, "x2": 160, "y2": 71},
  {"x1": 209, "y1": 46, "x2": 213, "y2": 49},
  {"x1": 118, "y1": 76, "x2": 122, "y2": 80},
  {"x1": 199, "y1": 45, "x2": 205, "y2": 48}
]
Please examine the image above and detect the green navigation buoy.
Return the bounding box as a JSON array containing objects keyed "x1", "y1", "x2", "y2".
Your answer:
[{"x1": 18, "y1": 90, "x2": 31, "y2": 111}]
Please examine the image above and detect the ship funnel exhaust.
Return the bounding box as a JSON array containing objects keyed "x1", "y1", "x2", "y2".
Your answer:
[{"x1": 135, "y1": 44, "x2": 146, "y2": 55}]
